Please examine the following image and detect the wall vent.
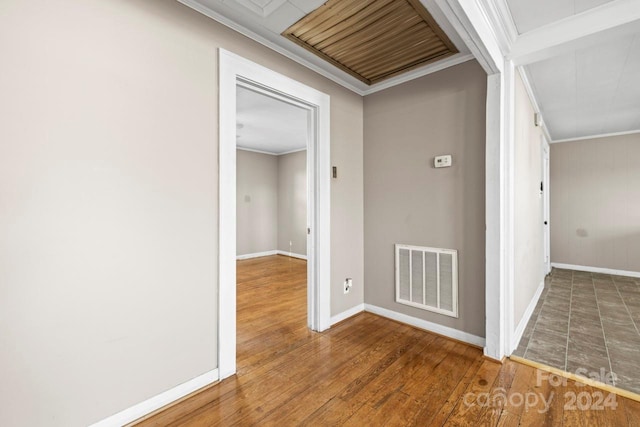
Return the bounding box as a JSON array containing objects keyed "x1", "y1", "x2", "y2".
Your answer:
[{"x1": 395, "y1": 244, "x2": 458, "y2": 318}]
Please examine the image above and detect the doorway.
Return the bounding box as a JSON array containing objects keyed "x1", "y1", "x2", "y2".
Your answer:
[
  {"x1": 542, "y1": 137, "x2": 550, "y2": 275},
  {"x1": 218, "y1": 49, "x2": 331, "y2": 379}
]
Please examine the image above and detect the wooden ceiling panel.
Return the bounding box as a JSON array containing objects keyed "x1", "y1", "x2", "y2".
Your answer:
[{"x1": 282, "y1": 0, "x2": 458, "y2": 85}]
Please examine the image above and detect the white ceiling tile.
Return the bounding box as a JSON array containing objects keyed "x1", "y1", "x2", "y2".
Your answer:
[
  {"x1": 236, "y1": 86, "x2": 308, "y2": 154},
  {"x1": 188, "y1": 0, "x2": 639, "y2": 140},
  {"x1": 604, "y1": 106, "x2": 640, "y2": 133},
  {"x1": 288, "y1": 0, "x2": 325, "y2": 14},
  {"x1": 526, "y1": 31, "x2": 640, "y2": 140},
  {"x1": 506, "y1": 0, "x2": 575, "y2": 34},
  {"x1": 260, "y1": 1, "x2": 305, "y2": 33},
  {"x1": 526, "y1": 55, "x2": 576, "y2": 113},
  {"x1": 506, "y1": 0, "x2": 614, "y2": 34},
  {"x1": 576, "y1": 0, "x2": 615, "y2": 14},
  {"x1": 543, "y1": 111, "x2": 578, "y2": 141}
]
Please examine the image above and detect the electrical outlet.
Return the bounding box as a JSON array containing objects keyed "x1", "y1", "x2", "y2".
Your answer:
[{"x1": 344, "y1": 278, "x2": 353, "y2": 294}]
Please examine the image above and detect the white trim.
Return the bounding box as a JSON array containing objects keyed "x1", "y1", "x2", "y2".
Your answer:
[
  {"x1": 278, "y1": 147, "x2": 307, "y2": 156},
  {"x1": 236, "y1": 146, "x2": 307, "y2": 156},
  {"x1": 236, "y1": 250, "x2": 307, "y2": 260},
  {"x1": 176, "y1": 0, "x2": 364, "y2": 95},
  {"x1": 509, "y1": 0, "x2": 640, "y2": 65},
  {"x1": 236, "y1": 146, "x2": 278, "y2": 156},
  {"x1": 551, "y1": 129, "x2": 640, "y2": 144},
  {"x1": 517, "y1": 67, "x2": 553, "y2": 144},
  {"x1": 236, "y1": 250, "x2": 278, "y2": 260},
  {"x1": 330, "y1": 303, "x2": 365, "y2": 325},
  {"x1": 542, "y1": 137, "x2": 551, "y2": 275},
  {"x1": 551, "y1": 263, "x2": 640, "y2": 279},
  {"x1": 503, "y1": 61, "x2": 516, "y2": 359},
  {"x1": 435, "y1": 0, "x2": 503, "y2": 74},
  {"x1": 478, "y1": 0, "x2": 518, "y2": 54},
  {"x1": 218, "y1": 49, "x2": 238, "y2": 381},
  {"x1": 177, "y1": 0, "x2": 478, "y2": 96},
  {"x1": 276, "y1": 250, "x2": 307, "y2": 260},
  {"x1": 364, "y1": 304, "x2": 486, "y2": 348},
  {"x1": 219, "y1": 49, "x2": 331, "y2": 380},
  {"x1": 484, "y1": 72, "x2": 505, "y2": 361},
  {"x1": 88, "y1": 369, "x2": 218, "y2": 427},
  {"x1": 361, "y1": 54, "x2": 475, "y2": 95},
  {"x1": 511, "y1": 281, "x2": 544, "y2": 354}
]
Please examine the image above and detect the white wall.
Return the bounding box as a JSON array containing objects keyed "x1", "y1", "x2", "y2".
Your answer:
[
  {"x1": 0, "y1": 0, "x2": 364, "y2": 425},
  {"x1": 513, "y1": 71, "x2": 545, "y2": 328},
  {"x1": 278, "y1": 151, "x2": 307, "y2": 256},
  {"x1": 236, "y1": 150, "x2": 278, "y2": 256},
  {"x1": 551, "y1": 133, "x2": 640, "y2": 273}
]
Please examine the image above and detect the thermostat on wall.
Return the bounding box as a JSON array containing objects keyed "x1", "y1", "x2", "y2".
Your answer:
[{"x1": 434, "y1": 155, "x2": 452, "y2": 168}]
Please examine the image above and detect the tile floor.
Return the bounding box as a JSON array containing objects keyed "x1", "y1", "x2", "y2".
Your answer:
[{"x1": 513, "y1": 268, "x2": 640, "y2": 394}]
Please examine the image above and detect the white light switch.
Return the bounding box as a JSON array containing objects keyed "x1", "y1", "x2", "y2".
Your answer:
[{"x1": 434, "y1": 155, "x2": 452, "y2": 168}]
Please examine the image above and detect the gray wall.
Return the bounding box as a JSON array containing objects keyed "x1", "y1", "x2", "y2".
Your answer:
[
  {"x1": 551, "y1": 133, "x2": 640, "y2": 273},
  {"x1": 0, "y1": 0, "x2": 364, "y2": 425},
  {"x1": 236, "y1": 149, "x2": 307, "y2": 257},
  {"x1": 236, "y1": 150, "x2": 278, "y2": 255},
  {"x1": 363, "y1": 61, "x2": 487, "y2": 338},
  {"x1": 278, "y1": 151, "x2": 307, "y2": 256},
  {"x1": 513, "y1": 71, "x2": 546, "y2": 328}
]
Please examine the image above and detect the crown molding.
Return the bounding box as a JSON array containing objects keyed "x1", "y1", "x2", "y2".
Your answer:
[
  {"x1": 551, "y1": 129, "x2": 640, "y2": 144},
  {"x1": 177, "y1": 0, "x2": 365, "y2": 94},
  {"x1": 237, "y1": 145, "x2": 307, "y2": 156},
  {"x1": 477, "y1": 0, "x2": 518, "y2": 55},
  {"x1": 179, "y1": 0, "x2": 481, "y2": 96},
  {"x1": 231, "y1": 0, "x2": 288, "y2": 18},
  {"x1": 516, "y1": 66, "x2": 553, "y2": 143},
  {"x1": 435, "y1": 0, "x2": 504, "y2": 74},
  {"x1": 362, "y1": 53, "x2": 475, "y2": 95}
]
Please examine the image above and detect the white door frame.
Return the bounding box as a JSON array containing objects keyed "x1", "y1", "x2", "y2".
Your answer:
[
  {"x1": 218, "y1": 49, "x2": 331, "y2": 380},
  {"x1": 542, "y1": 136, "x2": 551, "y2": 275}
]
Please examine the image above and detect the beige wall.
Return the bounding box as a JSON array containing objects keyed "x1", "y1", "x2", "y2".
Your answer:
[
  {"x1": 278, "y1": 151, "x2": 307, "y2": 256},
  {"x1": 236, "y1": 150, "x2": 278, "y2": 255},
  {"x1": 513, "y1": 71, "x2": 545, "y2": 328},
  {"x1": 551, "y1": 133, "x2": 640, "y2": 272},
  {"x1": 0, "y1": 0, "x2": 364, "y2": 425},
  {"x1": 236, "y1": 149, "x2": 307, "y2": 257},
  {"x1": 363, "y1": 61, "x2": 487, "y2": 338}
]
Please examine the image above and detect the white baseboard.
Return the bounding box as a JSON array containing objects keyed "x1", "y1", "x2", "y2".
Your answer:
[
  {"x1": 511, "y1": 280, "x2": 544, "y2": 353},
  {"x1": 89, "y1": 369, "x2": 219, "y2": 427},
  {"x1": 551, "y1": 262, "x2": 640, "y2": 279},
  {"x1": 236, "y1": 250, "x2": 278, "y2": 260},
  {"x1": 236, "y1": 250, "x2": 307, "y2": 260},
  {"x1": 363, "y1": 304, "x2": 486, "y2": 348},
  {"x1": 276, "y1": 250, "x2": 307, "y2": 260},
  {"x1": 330, "y1": 303, "x2": 365, "y2": 325}
]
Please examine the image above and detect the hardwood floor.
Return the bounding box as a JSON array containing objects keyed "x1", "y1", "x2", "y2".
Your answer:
[{"x1": 137, "y1": 255, "x2": 640, "y2": 426}]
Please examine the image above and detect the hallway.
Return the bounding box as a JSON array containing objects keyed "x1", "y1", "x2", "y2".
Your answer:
[
  {"x1": 513, "y1": 268, "x2": 640, "y2": 395},
  {"x1": 137, "y1": 258, "x2": 640, "y2": 425}
]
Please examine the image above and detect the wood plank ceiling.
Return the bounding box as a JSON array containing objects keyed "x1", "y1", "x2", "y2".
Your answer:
[{"x1": 282, "y1": 0, "x2": 458, "y2": 85}]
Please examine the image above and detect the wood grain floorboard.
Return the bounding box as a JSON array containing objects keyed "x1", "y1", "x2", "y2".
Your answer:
[{"x1": 136, "y1": 255, "x2": 640, "y2": 426}]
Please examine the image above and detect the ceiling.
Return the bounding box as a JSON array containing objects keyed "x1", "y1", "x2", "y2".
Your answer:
[
  {"x1": 282, "y1": 0, "x2": 458, "y2": 85},
  {"x1": 181, "y1": 0, "x2": 640, "y2": 142},
  {"x1": 236, "y1": 85, "x2": 308, "y2": 155},
  {"x1": 526, "y1": 32, "x2": 640, "y2": 141},
  {"x1": 179, "y1": 0, "x2": 472, "y2": 94},
  {"x1": 506, "y1": 0, "x2": 615, "y2": 34},
  {"x1": 502, "y1": 0, "x2": 640, "y2": 141}
]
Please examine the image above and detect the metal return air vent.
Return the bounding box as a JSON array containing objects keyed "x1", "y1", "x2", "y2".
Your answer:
[{"x1": 395, "y1": 244, "x2": 458, "y2": 318}]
